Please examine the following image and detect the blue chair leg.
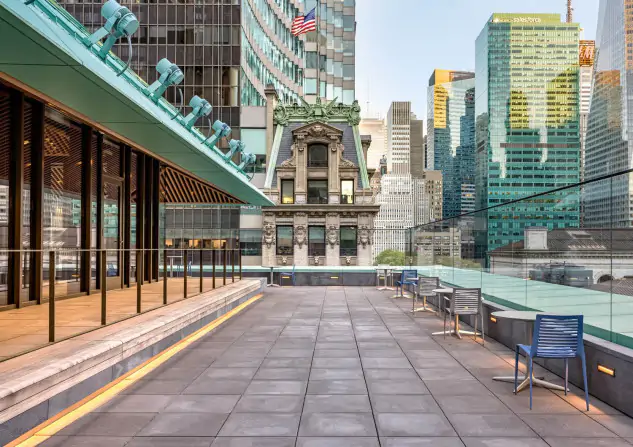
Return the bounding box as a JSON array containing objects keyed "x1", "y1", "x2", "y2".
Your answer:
[
  {"x1": 514, "y1": 346, "x2": 520, "y2": 394},
  {"x1": 528, "y1": 356, "x2": 534, "y2": 410},
  {"x1": 580, "y1": 353, "x2": 590, "y2": 411},
  {"x1": 564, "y1": 358, "x2": 569, "y2": 396}
]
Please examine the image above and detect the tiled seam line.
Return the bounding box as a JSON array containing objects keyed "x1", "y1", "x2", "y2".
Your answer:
[
  {"x1": 293, "y1": 287, "x2": 326, "y2": 446},
  {"x1": 341, "y1": 287, "x2": 382, "y2": 446},
  {"x1": 357, "y1": 286, "x2": 531, "y2": 443},
  {"x1": 385, "y1": 289, "x2": 625, "y2": 443},
  {"x1": 211, "y1": 290, "x2": 303, "y2": 440},
  {"x1": 398, "y1": 290, "x2": 627, "y2": 434}
]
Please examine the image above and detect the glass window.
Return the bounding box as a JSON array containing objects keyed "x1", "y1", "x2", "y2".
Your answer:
[
  {"x1": 343, "y1": 64, "x2": 354, "y2": 80},
  {"x1": 240, "y1": 229, "x2": 262, "y2": 256},
  {"x1": 308, "y1": 144, "x2": 328, "y2": 167},
  {"x1": 307, "y1": 180, "x2": 328, "y2": 204},
  {"x1": 306, "y1": 51, "x2": 318, "y2": 69},
  {"x1": 305, "y1": 78, "x2": 317, "y2": 95},
  {"x1": 340, "y1": 226, "x2": 357, "y2": 256},
  {"x1": 341, "y1": 179, "x2": 354, "y2": 204},
  {"x1": 343, "y1": 15, "x2": 354, "y2": 31},
  {"x1": 276, "y1": 225, "x2": 293, "y2": 255},
  {"x1": 308, "y1": 226, "x2": 325, "y2": 257},
  {"x1": 281, "y1": 179, "x2": 294, "y2": 204}
]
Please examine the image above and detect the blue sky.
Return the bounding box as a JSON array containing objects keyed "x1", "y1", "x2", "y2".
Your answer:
[{"x1": 355, "y1": 0, "x2": 600, "y2": 120}]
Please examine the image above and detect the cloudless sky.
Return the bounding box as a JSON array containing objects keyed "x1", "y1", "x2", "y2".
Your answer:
[{"x1": 355, "y1": 0, "x2": 600, "y2": 120}]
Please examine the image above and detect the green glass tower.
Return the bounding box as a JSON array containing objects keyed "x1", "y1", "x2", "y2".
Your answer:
[{"x1": 475, "y1": 13, "x2": 581, "y2": 254}]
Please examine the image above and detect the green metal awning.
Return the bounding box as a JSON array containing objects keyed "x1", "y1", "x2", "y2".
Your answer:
[{"x1": 0, "y1": 0, "x2": 273, "y2": 206}]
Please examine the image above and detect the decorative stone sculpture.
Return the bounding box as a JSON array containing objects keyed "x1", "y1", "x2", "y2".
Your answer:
[
  {"x1": 263, "y1": 222, "x2": 276, "y2": 248},
  {"x1": 294, "y1": 225, "x2": 307, "y2": 248},
  {"x1": 327, "y1": 225, "x2": 339, "y2": 247},
  {"x1": 345, "y1": 256, "x2": 352, "y2": 266},
  {"x1": 313, "y1": 256, "x2": 320, "y2": 266},
  {"x1": 358, "y1": 226, "x2": 372, "y2": 248}
]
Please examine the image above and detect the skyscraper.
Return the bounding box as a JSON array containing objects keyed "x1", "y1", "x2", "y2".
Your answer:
[
  {"x1": 386, "y1": 102, "x2": 412, "y2": 174},
  {"x1": 358, "y1": 117, "x2": 386, "y2": 170},
  {"x1": 59, "y1": 0, "x2": 305, "y2": 138},
  {"x1": 475, "y1": 13, "x2": 581, "y2": 253},
  {"x1": 303, "y1": 0, "x2": 356, "y2": 104},
  {"x1": 584, "y1": 0, "x2": 633, "y2": 228},
  {"x1": 427, "y1": 69, "x2": 476, "y2": 219}
]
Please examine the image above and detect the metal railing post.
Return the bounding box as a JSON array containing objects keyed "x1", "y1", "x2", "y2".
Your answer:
[
  {"x1": 49, "y1": 251, "x2": 55, "y2": 343},
  {"x1": 163, "y1": 248, "x2": 168, "y2": 305},
  {"x1": 183, "y1": 249, "x2": 188, "y2": 298},
  {"x1": 239, "y1": 248, "x2": 242, "y2": 281},
  {"x1": 136, "y1": 249, "x2": 142, "y2": 314},
  {"x1": 223, "y1": 247, "x2": 227, "y2": 286},
  {"x1": 212, "y1": 249, "x2": 216, "y2": 289},
  {"x1": 101, "y1": 250, "x2": 107, "y2": 325},
  {"x1": 199, "y1": 248, "x2": 204, "y2": 293},
  {"x1": 232, "y1": 249, "x2": 235, "y2": 283}
]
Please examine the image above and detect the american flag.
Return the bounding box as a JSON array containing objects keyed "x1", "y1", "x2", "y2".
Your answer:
[{"x1": 292, "y1": 7, "x2": 316, "y2": 36}]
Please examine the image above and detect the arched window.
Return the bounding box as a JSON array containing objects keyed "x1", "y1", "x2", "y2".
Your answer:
[{"x1": 308, "y1": 144, "x2": 328, "y2": 167}]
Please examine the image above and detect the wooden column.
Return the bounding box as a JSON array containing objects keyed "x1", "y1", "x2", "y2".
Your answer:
[
  {"x1": 30, "y1": 100, "x2": 45, "y2": 303},
  {"x1": 8, "y1": 90, "x2": 24, "y2": 307},
  {"x1": 152, "y1": 159, "x2": 160, "y2": 280},
  {"x1": 136, "y1": 153, "x2": 145, "y2": 285},
  {"x1": 123, "y1": 146, "x2": 131, "y2": 287},
  {"x1": 80, "y1": 125, "x2": 92, "y2": 294},
  {"x1": 95, "y1": 133, "x2": 103, "y2": 290}
]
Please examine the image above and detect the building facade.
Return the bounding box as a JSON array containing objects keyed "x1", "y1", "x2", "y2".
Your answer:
[
  {"x1": 257, "y1": 97, "x2": 378, "y2": 266},
  {"x1": 358, "y1": 117, "x2": 386, "y2": 170},
  {"x1": 386, "y1": 102, "x2": 411, "y2": 175},
  {"x1": 303, "y1": 0, "x2": 356, "y2": 105},
  {"x1": 59, "y1": 0, "x2": 307, "y2": 135},
  {"x1": 427, "y1": 69, "x2": 476, "y2": 219},
  {"x1": 584, "y1": 0, "x2": 633, "y2": 228},
  {"x1": 475, "y1": 13, "x2": 581, "y2": 254}
]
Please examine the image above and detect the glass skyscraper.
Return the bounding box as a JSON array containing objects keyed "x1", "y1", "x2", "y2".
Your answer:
[
  {"x1": 59, "y1": 0, "x2": 309, "y2": 137},
  {"x1": 427, "y1": 69, "x2": 476, "y2": 219},
  {"x1": 584, "y1": 0, "x2": 633, "y2": 228},
  {"x1": 303, "y1": 0, "x2": 356, "y2": 104},
  {"x1": 475, "y1": 13, "x2": 581, "y2": 253}
]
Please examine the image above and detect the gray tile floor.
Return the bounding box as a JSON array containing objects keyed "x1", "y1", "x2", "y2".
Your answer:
[{"x1": 42, "y1": 287, "x2": 633, "y2": 447}]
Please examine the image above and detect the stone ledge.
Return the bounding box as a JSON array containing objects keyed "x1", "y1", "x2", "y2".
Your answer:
[{"x1": 0, "y1": 279, "x2": 265, "y2": 425}]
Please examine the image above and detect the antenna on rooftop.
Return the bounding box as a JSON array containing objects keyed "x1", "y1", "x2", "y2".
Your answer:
[{"x1": 566, "y1": 0, "x2": 573, "y2": 23}]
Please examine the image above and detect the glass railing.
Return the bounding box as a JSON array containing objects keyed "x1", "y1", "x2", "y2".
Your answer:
[
  {"x1": 406, "y1": 169, "x2": 633, "y2": 349},
  {"x1": 0, "y1": 247, "x2": 242, "y2": 363}
]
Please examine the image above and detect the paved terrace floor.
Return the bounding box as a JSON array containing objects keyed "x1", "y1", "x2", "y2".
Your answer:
[
  {"x1": 38, "y1": 286, "x2": 633, "y2": 447},
  {"x1": 0, "y1": 276, "x2": 238, "y2": 361}
]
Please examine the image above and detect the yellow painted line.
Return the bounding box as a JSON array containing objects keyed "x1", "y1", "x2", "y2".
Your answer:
[{"x1": 8, "y1": 293, "x2": 264, "y2": 447}]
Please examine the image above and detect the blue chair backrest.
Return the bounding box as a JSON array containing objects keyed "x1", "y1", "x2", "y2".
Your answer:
[
  {"x1": 532, "y1": 314, "x2": 583, "y2": 358},
  {"x1": 402, "y1": 270, "x2": 417, "y2": 281}
]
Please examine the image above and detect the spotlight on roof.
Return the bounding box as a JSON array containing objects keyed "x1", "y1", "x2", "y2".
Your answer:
[
  {"x1": 84, "y1": 0, "x2": 139, "y2": 76},
  {"x1": 238, "y1": 151, "x2": 256, "y2": 171},
  {"x1": 204, "y1": 120, "x2": 231, "y2": 148},
  {"x1": 183, "y1": 95, "x2": 212, "y2": 130},
  {"x1": 223, "y1": 139, "x2": 245, "y2": 163},
  {"x1": 146, "y1": 58, "x2": 184, "y2": 103}
]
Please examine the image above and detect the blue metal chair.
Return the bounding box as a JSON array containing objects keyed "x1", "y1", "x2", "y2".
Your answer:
[
  {"x1": 514, "y1": 314, "x2": 589, "y2": 410},
  {"x1": 280, "y1": 265, "x2": 296, "y2": 286},
  {"x1": 395, "y1": 269, "x2": 418, "y2": 298}
]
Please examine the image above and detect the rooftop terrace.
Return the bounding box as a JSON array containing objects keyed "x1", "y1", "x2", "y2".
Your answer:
[{"x1": 15, "y1": 286, "x2": 633, "y2": 446}]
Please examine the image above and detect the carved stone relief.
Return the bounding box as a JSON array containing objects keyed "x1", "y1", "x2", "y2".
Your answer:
[
  {"x1": 294, "y1": 225, "x2": 307, "y2": 248},
  {"x1": 263, "y1": 222, "x2": 276, "y2": 248},
  {"x1": 357, "y1": 225, "x2": 372, "y2": 248},
  {"x1": 327, "y1": 225, "x2": 339, "y2": 247}
]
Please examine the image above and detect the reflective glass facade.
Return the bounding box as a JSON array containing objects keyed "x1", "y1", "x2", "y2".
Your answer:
[
  {"x1": 59, "y1": 0, "x2": 307, "y2": 134},
  {"x1": 427, "y1": 70, "x2": 475, "y2": 219},
  {"x1": 584, "y1": 0, "x2": 633, "y2": 228},
  {"x1": 304, "y1": 0, "x2": 356, "y2": 104},
  {"x1": 475, "y1": 13, "x2": 581, "y2": 252}
]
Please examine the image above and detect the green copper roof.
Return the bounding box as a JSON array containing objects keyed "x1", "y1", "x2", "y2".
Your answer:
[{"x1": 0, "y1": 0, "x2": 273, "y2": 206}]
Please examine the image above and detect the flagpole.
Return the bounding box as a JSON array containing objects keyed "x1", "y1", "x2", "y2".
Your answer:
[{"x1": 316, "y1": 0, "x2": 320, "y2": 100}]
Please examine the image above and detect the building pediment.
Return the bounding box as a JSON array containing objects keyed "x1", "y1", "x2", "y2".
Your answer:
[{"x1": 292, "y1": 121, "x2": 344, "y2": 140}]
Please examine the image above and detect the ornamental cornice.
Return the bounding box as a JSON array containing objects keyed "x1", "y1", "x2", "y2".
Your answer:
[{"x1": 274, "y1": 97, "x2": 362, "y2": 126}]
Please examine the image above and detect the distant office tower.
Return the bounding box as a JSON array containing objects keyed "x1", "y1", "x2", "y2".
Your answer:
[
  {"x1": 585, "y1": 0, "x2": 633, "y2": 227},
  {"x1": 475, "y1": 13, "x2": 581, "y2": 253},
  {"x1": 410, "y1": 118, "x2": 425, "y2": 178},
  {"x1": 59, "y1": 0, "x2": 306, "y2": 136},
  {"x1": 427, "y1": 69, "x2": 475, "y2": 219},
  {"x1": 386, "y1": 102, "x2": 412, "y2": 174},
  {"x1": 578, "y1": 40, "x2": 595, "y2": 184},
  {"x1": 303, "y1": 0, "x2": 356, "y2": 104},
  {"x1": 359, "y1": 118, "x2": 386, "y2": 170},
  {"x1": 423, "y1": 170, "x2": 444, "y2": 222}
]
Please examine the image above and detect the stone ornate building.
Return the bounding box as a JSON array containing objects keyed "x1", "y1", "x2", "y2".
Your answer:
[{"x1": 261, "y1": 94, "x2": 379, "y2": 266}]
